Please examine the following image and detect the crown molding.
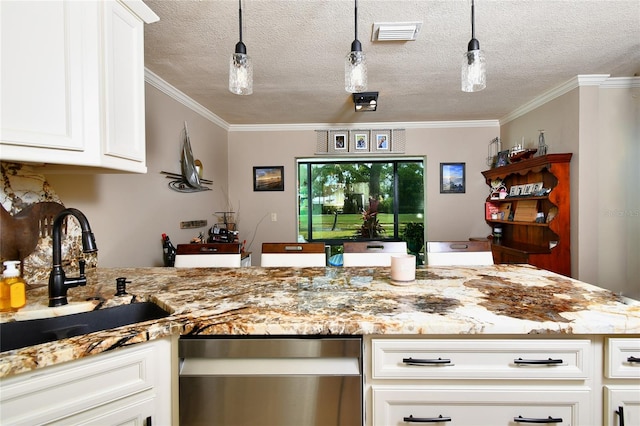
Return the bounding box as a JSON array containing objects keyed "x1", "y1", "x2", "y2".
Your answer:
[
  {"x1": 500, "y1": 74, "x2": 614, "y2": 125},
  {"x1": 144, "y1": 68, "x2": 230, "y2": 131},
  {"x1": 228, "y1": 120, "x2": 499, "y2": 132},
  {"x1": 601, "y1": 76, "x2": 640, "y2": 89}
]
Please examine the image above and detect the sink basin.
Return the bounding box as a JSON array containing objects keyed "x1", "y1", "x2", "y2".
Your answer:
[{"x1": 0, "y1": 302, "x2": 170, "y2": 352}]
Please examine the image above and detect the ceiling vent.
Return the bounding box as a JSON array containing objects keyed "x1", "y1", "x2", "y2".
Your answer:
[{"x1": 372, "y1": 22, "x2": 422, "y2": 41}]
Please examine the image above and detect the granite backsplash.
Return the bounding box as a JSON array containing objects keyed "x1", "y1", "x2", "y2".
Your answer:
[{"x1": 0, "y1": 162, "x2": 98, "y2": 285}]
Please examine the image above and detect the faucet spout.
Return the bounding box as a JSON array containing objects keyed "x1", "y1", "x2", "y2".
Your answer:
[{"x1": 48, "y1": 208, "x2": 98, "y2": 307}]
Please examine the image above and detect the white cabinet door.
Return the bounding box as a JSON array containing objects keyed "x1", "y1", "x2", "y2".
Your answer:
[
  {"x1": 604, "y1": 386, "x2": 640, "y2": 426},
  {"x1": 0, "y1": 1, "x2": 98, "y2": 161},
  {"x1": 0, "y1": 0, "x2": 156, "y2": 173},
  {"x1": 373, "y1": 386, "x2": 591, "y2": 426},
  {"x1": 0, "y1": 337, "x2": 173, "y2": 425},
  {"x1": 100, "y1": 0, "x2": 147, "y2": 171}
]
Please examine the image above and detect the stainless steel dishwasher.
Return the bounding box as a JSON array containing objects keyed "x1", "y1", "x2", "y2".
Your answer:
[{"x1": 179, "y1": 336, "x2": 363, "y2": 426}]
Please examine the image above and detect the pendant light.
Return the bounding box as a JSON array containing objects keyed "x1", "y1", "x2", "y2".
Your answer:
[
  {"x1": 461, "y1": 0, "x2": 486, "y2": 92},
  {"x1": 345, "y1": 0, "x2": 367, "y2": 93},
  {"x1": 229, "y1": 0, "x2": 253, "y2": 95}
]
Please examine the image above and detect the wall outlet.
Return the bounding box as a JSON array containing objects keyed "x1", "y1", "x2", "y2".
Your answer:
[{"x1": 271, "y1": 213, "x2": 277, "y2": 222}]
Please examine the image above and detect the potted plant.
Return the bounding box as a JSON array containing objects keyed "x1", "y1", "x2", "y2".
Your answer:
[{"x1": 402, "y1": 222, "x2": 424, "y2": 264}]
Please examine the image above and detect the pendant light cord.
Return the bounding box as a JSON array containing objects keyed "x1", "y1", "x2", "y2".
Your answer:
[
  {"x1": 471, "y1": 0, "x2": 475, "y2": 40},
  {"x1": 354, "y1": 0, "x2": 358, "y2": 41},
  {"x1": 238, "y1": 0, "x2": 243, "y2": 43}
]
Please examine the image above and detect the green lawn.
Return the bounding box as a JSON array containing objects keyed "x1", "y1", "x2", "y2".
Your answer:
[{"x1": 299, "y1": 213, "x2": 423, "y2": 240}]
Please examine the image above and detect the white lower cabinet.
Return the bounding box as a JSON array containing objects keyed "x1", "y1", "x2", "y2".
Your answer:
[
  {"x1": 373, "y1": 386, "x2": 590, "y2": 425},
  {"x1": 0, "y1": 337, "x2": 174, "y2": 425},
  {"x1": 603, "y1": 338, "x2": 640, "y2": 426},
  {"x1": 366, "y1": 337, "x2": 595, "y2": 426}
]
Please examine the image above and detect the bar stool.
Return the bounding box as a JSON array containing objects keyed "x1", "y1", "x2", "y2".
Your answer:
[
  {"x1": 260, "y1": 242, "x2": 326, "y2": 267},
  {"x1": 174, "y1": 243, "x2": 242, "y2": 267},
  {"x1": 426, "y1": 241, "x2": 494, "y2": 266},
  {"x1": 342, "y1": 241, "x2": 407, "y2": 267}
]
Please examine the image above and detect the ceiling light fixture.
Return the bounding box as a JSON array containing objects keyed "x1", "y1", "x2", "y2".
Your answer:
[
  {"x1": 353, "y1": 92, "x2": 378, "y2": 112},
  {"x1": 345, "y1": 0, "x2": 367, "y2": 93},
  {"x1": 461, "y1": 0, "x2": 486, "y2": 92},
  {"x1": 229, "y1": 0, "x2": 252, "y2": 95}
]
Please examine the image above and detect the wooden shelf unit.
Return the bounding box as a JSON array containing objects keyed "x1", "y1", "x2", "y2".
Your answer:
[{"x1": 482, "y1": 153, "x2": 573, "y2": 276}]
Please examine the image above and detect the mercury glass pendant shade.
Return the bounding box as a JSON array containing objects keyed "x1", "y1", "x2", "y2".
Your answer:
[
  {"x1": 345, "y1": 0, "x2": 367, "y2": 93},
  {"x1": 229, "y1": 0, "x2": 252, "y2": 96},
  {"x1": 345, "y1": 49, "x2": 367, "y2": 93},
  {"x1": 229, "y1": 44, "x2": 253, "y2": 95},
  {"x1": 461, "y1": 47, "x2": 486, "y2": 92}
]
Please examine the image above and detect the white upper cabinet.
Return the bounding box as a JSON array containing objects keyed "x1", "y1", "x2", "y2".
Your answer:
[{"x1": 0, "y1": 0, "x2": 158, "y2": 173}]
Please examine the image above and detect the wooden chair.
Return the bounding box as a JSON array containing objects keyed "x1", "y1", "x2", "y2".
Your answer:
[
  {"x1": 342, "y1": 241, "x2": 407, "y2": 267},
  {"x1": 426, "y1": 241, "x2": 494, "y2": 266},
  {"x1": 260, "y1": 242, "x2": 326, "y2": 267},
  {"x1": 174, "y1": 243, "x2": 242, "y2": 267}
]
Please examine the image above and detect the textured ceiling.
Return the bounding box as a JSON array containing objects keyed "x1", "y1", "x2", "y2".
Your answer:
[{"x1": 143, "y1": 0, "x2": 640, "y2": 126}]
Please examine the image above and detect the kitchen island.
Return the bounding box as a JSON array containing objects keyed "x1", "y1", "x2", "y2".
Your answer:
[
  {"x1": 1, "y1": 264, "x2": 639, "y2": 425},
  {"x1": 1, "y1": 264, "x2": 638, "y2": 376}
]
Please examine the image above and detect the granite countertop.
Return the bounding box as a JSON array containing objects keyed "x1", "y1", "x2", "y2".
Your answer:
[{"x1": 1, "y1": 264, "x2": 639, "y2": 378}]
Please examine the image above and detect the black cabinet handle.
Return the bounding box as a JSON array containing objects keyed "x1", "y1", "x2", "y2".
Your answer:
[
  {"x1": 514, "y1": 416, "x2": 563, "y2": 423},
  {"x1": 627, "y1": 356, "x2": 640, "y2": 363},
  {"x1": 403, "y1": 414, "x2": 451, "y2": 423},
  {"x1": 144, "y1": 416, "x2": 152, "y2": 426},
  {"x1": 616, "y1": 406, "x2": 625, "y2": 426},
  {"x1": 514, "y1": 358, "x2": 563, "y2": 365},
  {"x1": 403, "y1": 357, "x2": 451, "y2": 366}
]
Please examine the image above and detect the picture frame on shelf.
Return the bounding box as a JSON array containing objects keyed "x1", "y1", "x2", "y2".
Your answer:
[
  {"x1": 352, "y1": 131, "x2": 369, "y2": 151},
  {"x1": 509, "y1": 185, "x2": 520, "y2": 196},
  {"x1": 333, "y1": 133, "x2": 347, "y2": 150},
  {"x1": 440, "y1": 162, "x2": 466, "y2": 194},
  {"x1": 253, "y1": 166, "x2": 284, "y2": 192},
  {"x1": 495, "y1": 150, "x2": 510, "y2": 167},
  {"x1": 374, "y1": 130, "x2": 390, "y2": 151},
  {"x1": 521, "y1": 183, "x2": 534, "y2": 196}
]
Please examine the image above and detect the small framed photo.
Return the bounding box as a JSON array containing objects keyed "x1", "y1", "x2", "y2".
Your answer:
[
  {"x1": 353, "y1": 132, "x2": 368, "y2": 151},
  {"x1": 374, "y1": 131, "x2": 390, "y2": 151},
  {"x1": 253, "y1": 166, "x2": 284, "y2": 191},
  {"x1": 509, "y1": 185, "x2": 520, "y2": 196},
  {"x1": 531, "y1": 181, "x2": 544, "y2": 195},
  {"x1": 440, "y1": 162, "x2": 466, "y2": 194},
  {"x1": 495, "y1": 150, "x2": 510, "y2": 167},
  {"x1": 522, "y1": 183, "x2": 534, "y2": 196},
  {"x1": 333, "y1": 133, "x2": 347, "y2": 150}
]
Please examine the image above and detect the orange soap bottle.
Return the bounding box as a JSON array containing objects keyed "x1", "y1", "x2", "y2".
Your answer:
[{"x1": 0, "y1": 260, "x2": 26, "y2": 312}]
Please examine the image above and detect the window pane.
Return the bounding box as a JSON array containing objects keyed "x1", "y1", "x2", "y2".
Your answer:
[{"x1": 298, "y1": 159, "x2": 424, "y2": 244}]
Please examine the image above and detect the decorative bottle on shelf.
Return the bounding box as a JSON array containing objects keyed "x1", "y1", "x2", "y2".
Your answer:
[
  {"x1": 162, "y1": 233, "x2": 176, "y2": 267},
  {"x1": 537, "y1": 130, "x2": 547, "y2": 156}
]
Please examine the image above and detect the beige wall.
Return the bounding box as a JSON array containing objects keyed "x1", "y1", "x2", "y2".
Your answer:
[
  {"x1": 46, "y1": 85, "x2": 229, "y2": 267},
  {"x1": 500, "y1": 84, "x2": 640, "y2": 299},
  {"x1": 228, "y1": 126, "x2": 498, "y2": 265}
]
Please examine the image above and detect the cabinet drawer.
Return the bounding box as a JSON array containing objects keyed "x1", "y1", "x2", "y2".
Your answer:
[
  {"x1": 0, "y1": 342, "x2": 159, "y2": 424},
  {"x1": 603, "y1": 385, "x2": 640, "y2": 426},
  {"x1": 372, "y1": 339, "x2": 592, "y2": 380},
  {"x1": 372, "y1": 386, "x2": 591, "y2": 426},
  {"x1": 605, "y1": 338, "x2": 640, "y2": 379}
]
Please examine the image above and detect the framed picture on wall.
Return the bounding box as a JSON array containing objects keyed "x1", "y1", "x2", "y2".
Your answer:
[
  {"x1": 354, "y1": 132, "x2": 368, "y2": 151},
  {"x1": 253, "y1": 166, "x2": 284, "y2": 191},
  {"x1": 374, "y1": 130, "x2": 390, "y2": 151},
  {"x1": 440, "y1": 162, "x2": 466, "y2": 194},
  {"x1": 333, "y1": 133, "x2": 347, "y2": 150}
]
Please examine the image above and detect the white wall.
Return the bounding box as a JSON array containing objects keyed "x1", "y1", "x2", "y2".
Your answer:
[
  {"x1": 47, "y1": 84, "x2": 229, "y2": 267},
  {"x1": 227, "y1": 125, "x2": 498, "y2": 265},
  {"x1": 501, "y1": 80, "x2": 640, "y2": 299}
]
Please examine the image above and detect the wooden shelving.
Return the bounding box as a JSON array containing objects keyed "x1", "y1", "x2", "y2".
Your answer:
[{"x1": 482, "y1": 153, "x2": 573, "y2": 276}]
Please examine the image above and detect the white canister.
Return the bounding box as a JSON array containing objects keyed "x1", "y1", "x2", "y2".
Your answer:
[{"x1": 390, "y1": 254, "x2": 416, "y2": 283}]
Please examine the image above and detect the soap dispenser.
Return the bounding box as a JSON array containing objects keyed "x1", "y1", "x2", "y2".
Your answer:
[{"x1": 0, "y1": 260, "x2": 26, "y2": 312}]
